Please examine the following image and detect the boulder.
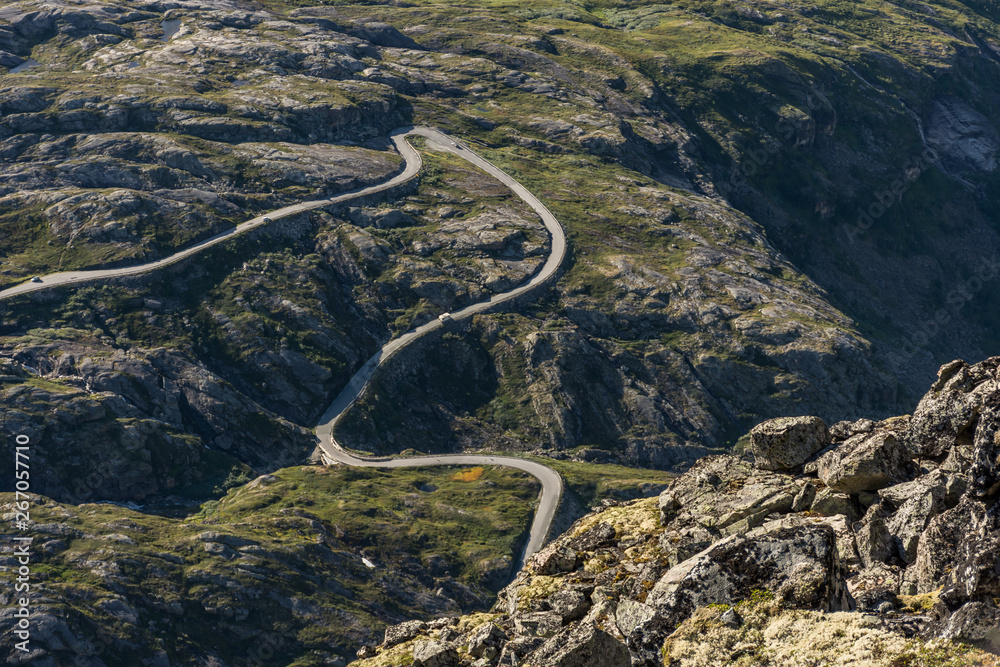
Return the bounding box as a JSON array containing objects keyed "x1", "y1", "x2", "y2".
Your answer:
[
  {"x1": 647, "y1": 517, "x2": 852, "y2": 628},
  {"x1": 466, "y1": 622, "x2": 507, "y2": 659},
  {"x1": 547, "y1": 588, "x2": 590, "y2": 622},
  {"x1": 412, "y1": 640, "x2": 460, "y2": 667},
  {"x1": 749, "y1": 416, "x2": 830, "y2": 470},
  {"x1": 815, "y1": 431, "x2": 912, "y2": 493},
  {"x1": 525, "y1": 623, "x2": 630, "y2": 667},
  {"x1": 933, "y1": 601, "x2": 1000, "y2": 653},
  {"x1": 847, "y1": 563, "x2": 900, "y2": 612},
  {"x1": 908, "y1": 359, "x2": 988, "y2": 460},
  {"x1": 912, "y1": 504, "x2": 970, "y2": 593},
  {"x1": 658, "y1": 523, "x2": 713, "y2": 568},
  {"x1": 854, "y1": 505, "x2": 895, "y2": 569},
  {"x1": 658, "y1": 456, "x2": 799, "y2": 534},
  {"x1": 791, "y1": 481, "x2": 816, "y2": 512},
  {"x1": 529, "y1": 544, "x2": 578, "y2": 575},
  {"x1": 513, "y1": 611, "x2": 562, "y2": 638},
  {"x1": 886, "y1": 483, "x2": 945, "y2": 564},
  {"x1": 830, "y1": 418, "x2": 876, "y2": 441},
  {"x1": 496, "y1": 636, "x2": 543, "y2": 666},
  {"x1": 810, "y1": 488, "x2": 860, "y2": 522},
  {"x1": 567, "y1": 522, "x2": 616, "y2": 551},
  {"x1": 383, "y1": 619, "x2": 427, "y2": 648},
  {"x1": 969, "y1": 381, "x2": 1000, "y2": 497},
  {"x1": 615, "y1": 598, "x2": 671, "y2": 667}
]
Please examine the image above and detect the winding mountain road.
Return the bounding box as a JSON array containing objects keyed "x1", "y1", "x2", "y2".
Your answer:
[
  {"x1": 317, "y1": 127, "x2": 566, "y2": 566},
  {"x1": 0, "y1": 127, "x2": 423, "y2": 301},
  {"x1": 0, "y1": 126, "x2": 567, "y2": 566}
]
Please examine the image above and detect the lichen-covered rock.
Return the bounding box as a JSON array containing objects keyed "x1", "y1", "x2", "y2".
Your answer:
[
  {"x1": 661, "y1": 604, "x2": 946, "y2": 667},
  {"x1": 466, "y1": 622, "x2": 507, "y2": 659},
  {"x1": 815, "y1": 431, "x2": 912, "y2": 493},
  {"x1": 524, "y1": 623, "x2": 629, "y2": 667},
  {"x1": 528, "y1": 544, "x2": 578, "y2": 576},
  {"x1": 908, "y1": 359, "x2": 991, "y2": 460},
  {"x1": 647, "y1": 518, "x2": 852, "y2": 627},
  {"x1": 855, "y1": 504, "x2": 895, "y2": 570},
  {"x1": 749, "y1": 416, "x2": 830, "y2": 470},
  {"x1": 847, "y1": 563, "x2": 901, "y2": 612},
  {"x1": 932, "y1": 601, "x2": 1000, "y2": 654},
  {"x1": 657, "y1": 456, "x2": 799, "y2": 534},
  {"x1": 412, "y1": 640, "x2": 460, "y2": 667},
  {"x1": 384, "y1": 620, "x2": 428, "y2": 648},
  {"x1": 353, "y1": 357, "x2": 1000, "y2": 667},
  {"x1": 810, "y1": 487, "x2": 860, "y2": 522}
]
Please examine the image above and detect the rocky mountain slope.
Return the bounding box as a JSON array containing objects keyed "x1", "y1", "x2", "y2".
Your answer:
[
  {"x1": 0, "y1": 457, "x2": 672, "y2": 666},
  {"x1": 354, "y1": 357, "x2": 1000, "y2": 666},
  {"x1": 1, "y1": 0, "x2": 968, "y2": 489},
  {"x1": 0, "y1": 465, "x2": 541, "y2": 666}
]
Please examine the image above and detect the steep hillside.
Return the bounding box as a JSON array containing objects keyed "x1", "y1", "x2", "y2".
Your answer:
[{"x1": 0, "y1": 0, "x2": 955, "y2": 484}]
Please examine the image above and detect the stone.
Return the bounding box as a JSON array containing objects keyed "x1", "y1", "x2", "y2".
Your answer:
[
  {"x1": 615, "y1": 598, "x2": 670, "y2": 667},
  {"x1": 525, "y1": 623, "x2": 630, "y2": 667},
  {"x1": 810, "y1": 487, "x2": 859, "y2": 522},
  {"x1": 886, "y1": 483, "x2": 945, "y2": 564},
  {"x1": 466, "y1": 622, "x2": 506, "y2": 659},
  {"x1": 847, "y1": 563, "x2": 900, "y2": 612},
  {"x1": 907, "y1": 359, "x2": 986, "y2": 460},
  {"x1": 934, "y1": 601, "x2": 1000, "y2": 653},
  {"x1": 496, "y1": 636, "x2": 542, "y2": 666},
  {"x1": 815, "y1": 431, "x2": 912, "y2": 493},
  {"x1": 658, "y1": 523, "x2": 714, "y2": 568},
  {"x1": 567, "y1": 522, "x2": 616, "y2": 551},
  {"x1": 749, "y1": 416, "x2": 830, "y2": 471},
  {"x1": 659, "y1": 492, "x2": 681, "y2": 525},
  {"x1": 647, "y1": 517, "x2": 852, "y2": 628},
  {"x1": 913, "y1": 504, "x2": 969, "y2": 593},
  {"x1": 830, "y1": 418, "x2": 876, "y2": 441},
  {"x1": 791, "y1": 481, "x2": 816, "y2": 512},
  {"x1": 412, "y1": 640, "x2": 460, "y2": 667},
  {"x1": 513, "y1": 611, "x2": 562, "y2": 638},
  {"x1": 383, "y1": 619, "x2": 427, "y2": 648},
  {"x1": 658, "y1": 456, "x2": 799, "y2": 533},
  {"x1": 547, "y1": 588, "x2": 590, "y2": 622},
  {"x1": 529, "y1": 544, "x2": 578, "y2": 575},
  {"x1": 854, "y1": 505, "x2": 895, "y2": 570}
]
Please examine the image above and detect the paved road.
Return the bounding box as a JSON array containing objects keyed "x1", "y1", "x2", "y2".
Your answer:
[
  {"x1": 0, "y1": 125, "x2": 567, "y2": 566},
  {"x1": 0, "y1": 127, "x2": 423, "y2": 301},
  {"x1": 316, "y1": 127, "x2": 567, "y2": 566}
]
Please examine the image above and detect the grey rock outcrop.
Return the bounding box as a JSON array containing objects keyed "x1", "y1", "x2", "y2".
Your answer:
[
  {"x1": 525, "y1": 624, "x2": 629, "y2": 667},
  {"x1": 815, "y1": 431, "x2": 911, "y2": 493},
  {"x1": 354, "y1": 357, "x2": 1000, "y2": 667},
  {"x1": 749, "y1": 415, "x2": 829, "y2": 470},
  {"x1": 412, "y1": 640, "x2": 460, "y2": 667}
]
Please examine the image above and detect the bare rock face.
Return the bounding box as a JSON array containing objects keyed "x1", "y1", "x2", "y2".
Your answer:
[{"x1": 749, "y1": 415, "x2": 830, "y2": 471}]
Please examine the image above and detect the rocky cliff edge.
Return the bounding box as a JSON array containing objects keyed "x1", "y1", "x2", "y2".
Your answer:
[{"x1": 354, "y1": 357, "x2": 1000, "y2": 666}]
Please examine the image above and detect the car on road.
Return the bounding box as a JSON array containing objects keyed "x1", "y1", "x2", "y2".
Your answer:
[
  {"x1": 30, "y1": 276, "x2": 42, "y2": 283},
  {"x1": 438, "y1": 312, "x2": 453, "y2": 323},
  {"x1": 262, "y1": 216, "x2": 272, "y2": 223}
]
